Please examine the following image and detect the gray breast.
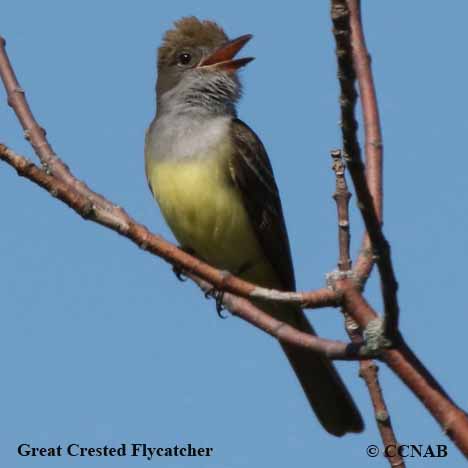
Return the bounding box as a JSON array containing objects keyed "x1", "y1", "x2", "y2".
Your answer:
[{"x1": 146, "y1": 113, "x2": 232, "y2": 164}]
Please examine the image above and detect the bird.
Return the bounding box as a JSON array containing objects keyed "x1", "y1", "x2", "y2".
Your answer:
[{"x1": 144, "y1": 17, "x2": 364, "y2": 436}]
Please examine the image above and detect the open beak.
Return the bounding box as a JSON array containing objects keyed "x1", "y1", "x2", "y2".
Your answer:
[{"x1": 197, "y1": 34, "x2": 254, "y2": 72}]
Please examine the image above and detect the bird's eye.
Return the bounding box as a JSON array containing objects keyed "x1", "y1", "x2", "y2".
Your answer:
[{"x1": 178, "y1": 52, "x2": 192, "y2": 65}]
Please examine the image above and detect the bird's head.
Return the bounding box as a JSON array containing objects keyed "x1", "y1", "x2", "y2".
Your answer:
[{"x1": 156, "y1": 17, "x2": 253, "y2": 115}]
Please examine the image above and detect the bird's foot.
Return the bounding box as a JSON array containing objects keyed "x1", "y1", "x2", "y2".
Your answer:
[
  {"x1": 171, "y1": 246, "x2": 197, "y2": 282},
  {"x1": 204, "y1": 287, "x2": 228, "y2": 318},
  {"x1": 204, "y1": 270, "x2": 232, "y2": 319}
]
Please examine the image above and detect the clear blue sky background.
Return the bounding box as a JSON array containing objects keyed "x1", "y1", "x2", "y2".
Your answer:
[{"x1": 1, "y1": 1, "x2": 467, "y2": 467}]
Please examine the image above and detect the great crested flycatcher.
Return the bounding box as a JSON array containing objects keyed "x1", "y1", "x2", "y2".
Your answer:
[{"x1": 145, "y1": 17, "x2": 363, "y2": 436}]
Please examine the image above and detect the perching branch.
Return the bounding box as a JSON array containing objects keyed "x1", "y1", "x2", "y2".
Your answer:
[
  {"x1": 186, "y1": 272, "x2": 370, "y2": 360},
  {"x1": 0, "y1": 143, "x2": 369, "y2": 361}
]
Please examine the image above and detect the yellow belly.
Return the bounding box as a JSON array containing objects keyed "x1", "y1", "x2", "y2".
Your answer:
[{"x1": 146, "y1": 156, "x2": 275, "y2": 284}]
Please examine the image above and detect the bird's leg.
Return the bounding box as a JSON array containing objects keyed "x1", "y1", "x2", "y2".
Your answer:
[
  {"x1": 205, "y1": 261, "x2": 255, "y2": 318},
  {"x1": 172, "y1": 246, "x2": 196, "y2": 282},
  {"x1": 206, "y1": 261, "x2": 256, "y2": 318},
  {"x1": 173, "y1": 246, "x2": 229, "y2": 317}
]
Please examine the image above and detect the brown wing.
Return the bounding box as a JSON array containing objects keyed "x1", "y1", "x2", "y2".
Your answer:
[
  {"x1": 229, "y1": 118, "x2": 296, "y2": 291},
  {"x1": 230, "y1": 120, "x2": 364, "y2": 436}
]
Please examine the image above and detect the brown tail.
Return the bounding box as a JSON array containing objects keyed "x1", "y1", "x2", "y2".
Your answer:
[{"x1": 270, "y1": 302, "x2": 364, "y2": 436}]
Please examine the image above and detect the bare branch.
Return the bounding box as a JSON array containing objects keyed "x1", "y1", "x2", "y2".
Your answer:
[
  {"x1": 346, "y1": 0, "x2": 384, "y2": 282},
  {"x1": 346, "y1": 317, "x2": 405, "y2": 468},
  {"x1": 331, "y1": 0, "x2": 399, "y2": 339},
  {"x1": 359, "y1": 361, "x2": 405, "y2": 467},
  {"x1": 331, "y1": 143, "x2": 403, "y2": 465},
  {"x1": 0, "y1": 143, "x2": 369, "y2": 361},
  {"x1": 331, "y1": 149, "x2": 352, "y2": 271}
]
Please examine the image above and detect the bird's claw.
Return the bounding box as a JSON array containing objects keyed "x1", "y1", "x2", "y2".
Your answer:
[
  {"x1": 172, "y1": 246, "x2": 197, "y2": 281},
  {"x1": 205, "y1": 287, "x2": 228, "y2": 319},
  {"x1": 172, "y1": 264, "x2": 188, "y2": 282}
]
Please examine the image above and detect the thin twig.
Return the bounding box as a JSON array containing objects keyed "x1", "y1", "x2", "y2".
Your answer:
[
  {"x1": 347, "y1": 0, "x2": 384, "y2": 283},
  {"x1": 331, "y1": 149, "x2": 352, "y2": 271},
  {"x1": 331, "y1": 145, "x2": 404, "y2": 466},
  {"x1": 331, "y1": 0, "x2": 400, "y2": 340},
  {"x1": 346, "y1": 320, "x2": 405, "y2": 468},
  {"x1": 359, "y1": 361, "x2": 405, "y2": 467}
]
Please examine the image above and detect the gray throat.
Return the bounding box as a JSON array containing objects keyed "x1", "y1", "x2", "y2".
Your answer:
[
  {"x1": 147, "y1": 72, "x2": 240, "y2": 163},
  {"x1": 156, "y1": 70, "x2": 240, "y2": 118}
]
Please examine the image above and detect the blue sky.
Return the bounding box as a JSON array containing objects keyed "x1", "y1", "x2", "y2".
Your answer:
[{"x1": 1, "y1": 1, "x2": 467, "y2": 467}]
